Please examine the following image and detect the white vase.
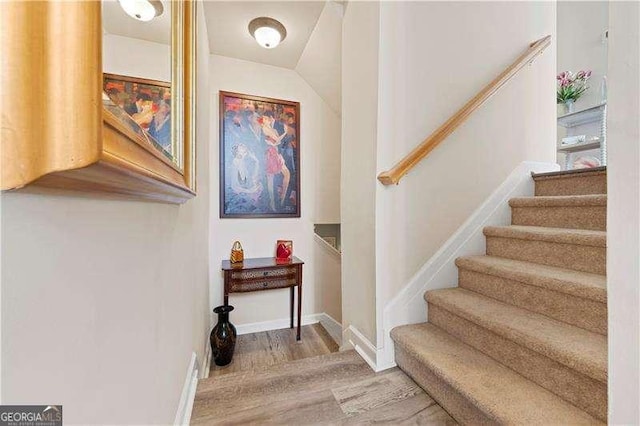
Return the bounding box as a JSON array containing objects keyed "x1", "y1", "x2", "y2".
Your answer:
[
  {"x1": 600, "y1": 76, "x2": 607, "y2": 103},
  {"x1": 564, "y1": 100, "x2": 575, "y2": 114}
]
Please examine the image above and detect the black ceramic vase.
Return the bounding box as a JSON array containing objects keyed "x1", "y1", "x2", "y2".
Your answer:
[{"x1": 210, "y1": 305, "x2": 237, "y2": 366}]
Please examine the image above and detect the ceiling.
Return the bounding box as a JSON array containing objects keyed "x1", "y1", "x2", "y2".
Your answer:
[
  {"x1": 203, "y1": 1, "x2": 326, "y2": 69},
  {"x1": 295, "y1": 1, "x2": 342, "y2": 114},
  {"x1": 102, "y1": 0, "x2": 171, "y2": 45}
]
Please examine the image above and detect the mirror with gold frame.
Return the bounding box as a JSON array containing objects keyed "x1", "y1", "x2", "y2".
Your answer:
[
  {"x1": 102, "y1": 0, "x2": 177, "y2": 164},
  {"x1": 0, "y1": 0, "x2": 196, "y2": 203}
]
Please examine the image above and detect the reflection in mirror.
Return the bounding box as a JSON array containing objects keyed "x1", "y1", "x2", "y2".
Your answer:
[{"x1": 101, "y1": 0, "x2": 178, "y2": 165}]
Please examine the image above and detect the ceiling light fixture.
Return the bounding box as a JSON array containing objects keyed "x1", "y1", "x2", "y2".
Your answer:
[
  {"x1": 118, "y1": 0, "x2": 164, "y2": 22},
  {"x1": 248, "y1": 17, "x2": 287, "y2": 49}
]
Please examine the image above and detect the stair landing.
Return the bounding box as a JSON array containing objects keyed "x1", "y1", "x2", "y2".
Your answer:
[{"x1": 192, "y1": 350, "x2": 457, "y2": 425}]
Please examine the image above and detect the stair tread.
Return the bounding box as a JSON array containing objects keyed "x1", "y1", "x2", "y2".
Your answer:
[
  {"x1": 425, "y1": 288, "x2": 607, "y2": 383},
  {"x1": 391, "y1": 323, "x2": 603, "y2": 425},
  {"x1": 509, "y1": 194, "x2": 607, "y2": 207},
  {"x1": 456, "y1": 255, "x2": 606, "y2": 303},
  {"x1": 532, "y1": 166, "x2": 606, "y2": 180},
  {"x1": 484, "y1": 225, "x2": 606, "y2": 247}
]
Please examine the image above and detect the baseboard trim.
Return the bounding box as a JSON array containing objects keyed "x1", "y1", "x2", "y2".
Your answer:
[
  {"x1": 235, "y1": 313, "x2": 342, "y2": 347},
  {"x1": 314, "y1": 233, "x2": 342, "y2": 260},
  {"x1": 202, "y1": 342, "x2": 212, "y2": 379},
  {"x1": 343, "y1": 325, "x2": 384, "y2": 372},
  {"x1": 235, "y1": 313, "x2": 321, "y2": 335},
  {"x1": 319, "y1": 313, "x2": 342, "y2": 346},
  {"x1": 174, "y1": 352, "x2": 199, "y2": 426}
]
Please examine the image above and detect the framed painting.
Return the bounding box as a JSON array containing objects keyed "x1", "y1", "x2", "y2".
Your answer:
[
  {"x1": 103, "y1": 73, "x2": 174, "y2": 161},
  {"x1": 219, "y1": 91, "x2": 301, "y2": 218}
]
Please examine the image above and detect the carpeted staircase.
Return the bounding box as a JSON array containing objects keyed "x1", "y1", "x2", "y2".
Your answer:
[{"x1": 391, "y1": 167, "x2": 607, "y2": 425}]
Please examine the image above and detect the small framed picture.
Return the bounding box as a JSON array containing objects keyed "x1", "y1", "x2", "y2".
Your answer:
[{"x1": 276, "y1": 240, "x2": 293, "y2": 262}]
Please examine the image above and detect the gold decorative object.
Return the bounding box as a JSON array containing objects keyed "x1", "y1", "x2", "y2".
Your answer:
[
  {"x1": 1, "y1": 0, "x2": 197, "y2": 204},
  {"x1": 230, "y1": 241, "x2": 244, "y2": 264}
]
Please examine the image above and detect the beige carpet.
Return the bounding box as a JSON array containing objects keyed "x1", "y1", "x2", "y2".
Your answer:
[{"x1": 391, "y1": 167, "x2": 607, "y2": 424}]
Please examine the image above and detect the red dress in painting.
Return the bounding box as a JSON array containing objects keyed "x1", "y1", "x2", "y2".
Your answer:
[{"x1": 265, "y1": 137, "x2": 284, "y2": 175}]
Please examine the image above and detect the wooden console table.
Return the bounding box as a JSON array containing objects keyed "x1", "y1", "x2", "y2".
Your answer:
[{"x1": 222, "y1": 257, "x2": 304, "y2": 340}]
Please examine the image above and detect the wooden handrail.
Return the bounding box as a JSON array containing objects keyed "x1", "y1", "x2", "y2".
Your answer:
[{"x1": 377, "y1": 35, "x2": 552, "y2": 185}]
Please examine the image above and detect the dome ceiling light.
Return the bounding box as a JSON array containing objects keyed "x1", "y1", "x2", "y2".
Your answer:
[
  {"x1": 248, "y1": 17, "x2": 287, "y2": 49},
  {"x1": 118, "y1": 0, "x2": 164, "y2": 22}
]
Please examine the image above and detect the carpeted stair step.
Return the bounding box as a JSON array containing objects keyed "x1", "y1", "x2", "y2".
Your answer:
[
  {"x1": 510, "y1": 194, "x2": 607, "y2": 231},
  {"x1": 532, "y1": 167, "x2": 606, "y2": 196},
  {"x1": 425, "y1": 288, "x2": 607, "y2": 420},
  {"x1": 455, "y1": 255, "x2": 607, "y2": 334},
  {"x1": 391, "y1": 323, "x2": 603, "y2": 425},
  {"x1": 484, "y1": 225, "x2": 606, "y2": 275}
]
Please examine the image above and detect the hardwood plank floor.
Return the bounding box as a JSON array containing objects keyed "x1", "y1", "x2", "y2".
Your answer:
[
  {"x1": 195, "y1": 325, "x2": 457, "y2": 425},
  {"x1": 331, "y1": 369, "x2": 423, "y2": 416},
  {"x1": 209, "y1": 323, "x2": 339, "y2": 377}
]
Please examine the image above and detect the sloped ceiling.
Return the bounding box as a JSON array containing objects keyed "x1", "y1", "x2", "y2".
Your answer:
[
  {"x1": 203, "y1": 1, "x2": 325, "y2": 69},
  {"x1": 295, "y1": 2, "x2": 343, "y2": 115}
]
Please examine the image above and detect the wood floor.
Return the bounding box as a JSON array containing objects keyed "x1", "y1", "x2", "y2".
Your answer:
[
  {"x1": 209, "y1": 323, "x2": 339, "y2": 377},
  {"x1": 195, "y1": 325, "x2": 456, "y2": 425}
]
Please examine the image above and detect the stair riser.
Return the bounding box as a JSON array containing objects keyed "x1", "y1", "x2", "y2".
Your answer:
[
  {"x1": 511, "y1": 205, "x2": 606, "y2": 231},
  {"x1": 534, "y1": 174, "x2": 606, "y2": 196},
  {"x1": 394, "y1": 344, "x2": 497, "y2": 425},
  {"x1": 458, "y1": 269, "x2": 607, "y2": 334},
  {"x1": 428, "y1": 305, "x2": 607, "y2": 421},
  {"x1": 486, "y1": 236, "x2": 606, "y2": 275}
]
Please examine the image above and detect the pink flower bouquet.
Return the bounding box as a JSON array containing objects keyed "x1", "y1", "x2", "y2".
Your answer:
[{"x1": 557, "y1": 70, "x2": 591, "y2": 104}]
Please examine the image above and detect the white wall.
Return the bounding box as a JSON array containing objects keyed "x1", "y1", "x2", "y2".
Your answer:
[
  {"x1": 295, "y1": 1, "x2": 343, "y2": 116},
  {"x1": 103, "y1": 33, "x2": 171, "y2": 81},
  {"x1": 0, "y1": 4, "x2": 210, "y2": 424},
  {"x1": 209, "y1": 54, "x2": 341, "y2": 327},
  {"x1": 341, "y1": 1, "x2": 379, "y2": 345},
  {"x1": 557, "y1": 1, "x2": 609, "y2": 110},
  {"x1": 606, "y1": 1, "x2": 639, "y2": 423},
  {"x1": 376, "y1": 0, "x2": 556, "y2": 306},
  {"x1": 556, "y1": 1, "x2": 608, "y2": 167},
  {"x1": 341, "y1": 1, "x2": 556, "y2": 352},
  {"x1": 295, "y1": 0, "x2": 343, "y2": 223},
  {"x1": 313, "y1": 236, "x2": 342, "y2": 323}
]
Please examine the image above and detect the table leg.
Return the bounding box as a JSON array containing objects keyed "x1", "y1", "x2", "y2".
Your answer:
[
  {"x1": 223, "y1": 270, "x2": 230, "y2": 306},
  {"x1": 290, "y1": 286, "x2": 294, "y2": 329},
  {"x1": 297, "y1": 266, "x2": 302, "y2": 341}
]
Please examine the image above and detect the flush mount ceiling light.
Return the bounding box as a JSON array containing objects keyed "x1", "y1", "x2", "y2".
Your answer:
[
  {"x1": 118, "y1": 0, "x2": 164, "y2": 22},
  {"x1": 248, "y1": 17, "x2": 287, "y2": 49}
]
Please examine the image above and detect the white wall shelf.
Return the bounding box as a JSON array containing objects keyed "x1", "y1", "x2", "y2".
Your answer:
[
  {"x1": 558, "y1": 103, "x2": 607, "y2": 128},
  {"x1": 557, "y1": 140, "x2": 601, "y2": 153},
  {"x1": 557, "y1": 102, "x2": 607, "y2": 169}
]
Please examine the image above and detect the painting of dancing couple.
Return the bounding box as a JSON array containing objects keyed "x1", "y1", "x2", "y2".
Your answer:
[
  {"x1": 103, "y1": 73, "x2": 173, "y2": 160},
  {"x1": 220, "y1": 91, "x2": 300, "y2": 218}
]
